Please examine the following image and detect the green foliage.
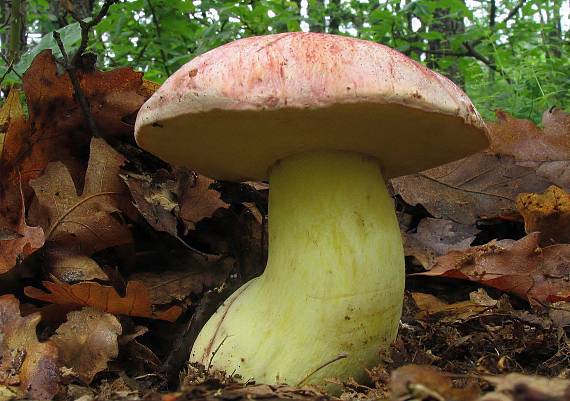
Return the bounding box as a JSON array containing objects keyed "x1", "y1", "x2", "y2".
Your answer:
[{"x1": 4, "y1": 0, "x2": 570, "y2": 122}]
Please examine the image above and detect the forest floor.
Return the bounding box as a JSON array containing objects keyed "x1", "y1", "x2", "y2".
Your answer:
[{"x1": 0, "y1": 51, "x2": 569, "y2": 401}]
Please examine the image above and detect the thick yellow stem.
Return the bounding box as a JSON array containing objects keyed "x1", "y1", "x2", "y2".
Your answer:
[{"x1": 190, "y1": 151, "x2": 404, "y2": 387}]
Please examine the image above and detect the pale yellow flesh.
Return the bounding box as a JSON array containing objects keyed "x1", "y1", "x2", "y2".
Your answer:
[{"x1": 190, "y1": 151, "x2": 405, "y2": 386}]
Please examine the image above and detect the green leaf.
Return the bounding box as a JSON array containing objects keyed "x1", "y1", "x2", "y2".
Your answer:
[{"x1": 15, "y1": 22, "x2": 83, "y2": 75}]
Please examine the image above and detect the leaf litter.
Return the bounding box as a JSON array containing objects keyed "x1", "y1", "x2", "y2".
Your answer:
[{"x1": 1, "y1": 50, "x2": 570, "y2": 401}]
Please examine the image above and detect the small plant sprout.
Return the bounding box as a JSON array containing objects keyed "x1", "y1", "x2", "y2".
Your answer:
[{"x1": 134, "y1": 32, "x2": 489, "y2": 388}]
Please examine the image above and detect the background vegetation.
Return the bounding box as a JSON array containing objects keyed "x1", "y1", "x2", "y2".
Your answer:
[{"x1": 1, "y1": 0, "x2": 568, "y2": 122}]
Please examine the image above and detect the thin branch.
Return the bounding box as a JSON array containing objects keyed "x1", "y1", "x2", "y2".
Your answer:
[
  {"x1": 0, "y1": 53, "x2": 22, "y2": 87},
  {"x1": 51, "y1": 0, "x2": 117, "y2": 136},
  {"x1": 501, "y1": 0, "x2": 525, "y2": 25},
  {"x1": 53, "y1": 31, "x2": 100, "y2": 137},
  {"x1": 67, "y1": 0, "x2": 118, "y2": 67},
  {"x1": 471, "y1": 0, "x2": 526, "y2": 47},
  {"x1": 0, "y1": 10, "x2": 11, "y2": 30},
  {"x1": 462, "y1": 42, "x2": 495, "y2": 69},
  {"x1": 462, "y1": 41, "x2": 512, "y2": 83},
  {"x1": 146, "y1": 0, "x2": 171, "y2": 76}
]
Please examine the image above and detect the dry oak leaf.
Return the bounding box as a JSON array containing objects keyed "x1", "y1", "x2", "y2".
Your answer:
[
  {"x1": 51, "y1": 308, "x2": 121, "y2": 384},
  {"x1": 131, "y1": 255, "x2": 235, "y2": 305},
  {"x1": 0, "y1": 89, "x2": 45, "y2": 273},
  {"x1": 0, "y1": 178, "x2": 45, "y2": 273},
  {"x1": 516, "y1": 186, "x2": 570, "y2": 245},
  {"x1": 480, "y1": 374, "x2": 570, "y2": 401},
  {"x1": 489, "y1": 109, "x2": 570, "y2": 162},
  {"x1": 390, "y1": 365, "x2": 479, "y2": 401},
  {"x1": 415, "y1": 233, "x2": 570, "y2": 303},
  {"x1": 175, "y1": 168, "x2": 229, "y2": 232},
  {"x1": 0, "y1": 88, "x2": 24, "y2": 154},
  {"x1": 0, "y1": 51, "x2": 155, "y2": 272},
  {"x1": 0, "y1": 294, "x2": 60, "y2": 401},
  {"x1": 411, "y1": 291, "x2": 493, "y2": 323},
  {"x1": 1, "y1": 50, "x2": 152, "y2": 201},
  {"x1": 392, "y1": 153, "x2": 552, "y2": 225},
  {"x1": 403, "y1": 218, "x2": 478, "y2": 269},
  {"x1": 24, "y1": 280, "x2": 183, "y2": 322},
  {"x1": 29, "y1": 138, "x2": 132, "y2": 280},
  {"x1": 120, "y1": 171, "x2": 180, "y2": 238},
  {"x1": 392, "y1": 109, "x2": 570, "y2": 225}
]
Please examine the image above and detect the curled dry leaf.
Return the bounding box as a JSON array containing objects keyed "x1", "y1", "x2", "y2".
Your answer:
[
  {"x1": 175, "y1": 168, "x2": 229, "y2": 232},
  {"x1": 0, "y1": 89, "x2": 45, "y2": 273},
  {"x1": 121, "y1": 171, "x2": 179, "y2": 238},
  {"x1": 516, "y1": 186, "x2": 570, "y2": 244},
  {"x1": 392, "y1": 109, "x2": 570, "y2": 225},
  {"x1": 392, "y1": 153, "x2": 551, "y2": 225},
  {"x1": 411, "y1": 292, "x2": 493, "y2": 323},
  {"x1": 51, "y1": 308, "x2": 122, "y2": 384},
  {"x1": 415, "y1": 233, "x2": 570, "y2": 303},
  {"x1": 480, "y1": 373, "x2": 570, "y2": 401},
  {"x1": 131, "y1": 255, "x2": 235, "y2": 304},
  {"x1": 404, "y1": 218, "x2": 478, "y2": 268},
  {"x1": 0, "y1": 89, "x2": 23, "y2": 154},
  {"x1": 0, "y1": 178, "x2": 44, "y2": 273},
  {"x1": 121, "y1": 169, "x2": 228, "y2": 252},
  {"x1": 390, "y1": 365, "x2": 479, "y2": 401},
  {"x1": 29, "y1": 138, "x2": 132, "y2": 281},
  {"x1": 0, "y1": 294, "x2": 60, "y2": 401},
  {"x1": 24, "y1": 280, "x2": 183, "y2": 322},
  {"x1": 489, "y1": 110, "x2": 570, "y2": 162}
]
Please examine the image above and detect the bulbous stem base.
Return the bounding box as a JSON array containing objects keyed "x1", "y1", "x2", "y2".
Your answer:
[{"x1": 190, "y1": 151, "x2": 405, "y2": 387}]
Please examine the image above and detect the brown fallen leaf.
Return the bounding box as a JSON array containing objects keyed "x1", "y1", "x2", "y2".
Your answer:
[
  {"x1": 390, "y1": 365, "x2": 479, "y2": 401},
  {"x1": 404, "y1": 218, "x2": 478, "y2": 268},
  {"x1": 411, "y1": 291, "x2": 494, "y2": 323},
  {"x1": 52, "y1": 308, "x2": 121, "y2": 384},
  {"x1": 480, "y1": 373, "x2": 570, "y2": 401},
  {"x1": 0, "y1": 294, "x2": 60, "y2": 400},
  {"x1": 489, "y1": 110, "x2": 570, "y2": 162},
  {"x1": 121, "y1": 171, "x2": 179, "y2": 238},
  {"x1": 0, "y1": 50, "x2": 155, "y2": 273},
  {"x1": 516, "y1": 186, "x2": 570, "y2": 245},
  {"x1": 0, "y1": 177, "x2": 44, "y2": 273},
  {"x1": 0, "y1": 88, "x2": 23, "y2": 155},
  {"x1": 392, "y1": 153, "x2": 551, "y2": 225},
  {"x1": 29, "y1": 137, "x2": 132, "y2": 281},
  {"x1": 24, "y1": 279, "x2": 183, "y2": 322},
  {"x1": 392, "y1": 109, "x2": 570, "y2": 225},
  {"x1": 131, "y1": 255, "x2": 235, "y2": 304},
  {"x1": 415, "y1": 233, "x2": 570, "y2": 303},
  {"x1": 175, "y1": 168, "x2": 229, "y2": 232}
]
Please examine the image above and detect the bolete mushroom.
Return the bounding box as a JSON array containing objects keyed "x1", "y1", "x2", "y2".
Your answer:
[{"x1": 135, "y1": 32, "x2": 488, "y2": 387}]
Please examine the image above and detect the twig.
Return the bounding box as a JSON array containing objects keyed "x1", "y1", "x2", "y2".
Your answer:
[
  {"x1": 470, "y1": 0, "x2": 525, "y2": 48},
  {"x1": 207, "y1": 335, "x2": 230, "y2": 371},
  {"x1": 67, "y1": 0, "x2": 119, "y2": 67},
  {"x1": 146, "y1": 0, "x2": 171, "y2": 76},
  {"x1": 297, "y1": 353, "x2": 348, "y2": 386},
  {"x1": 53, "y1": 31, "x2": 100, "y2": 137},
  {"x1": 0, "y1": 59, "x2": 18, "y2": 86},
  {"x1": 462, "y1": 41, "x2": 512, "y2": 84},
  {"x1": 52, "y1": 1, "x2": 118, "y2": 137},
  {"x1": 0, "y1": 10, "x2": 11, "y2": 30}
]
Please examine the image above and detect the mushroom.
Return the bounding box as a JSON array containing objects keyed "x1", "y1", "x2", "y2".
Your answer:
[{"x1": 135, "y1": 32, "x2": 488, "y2": 387}]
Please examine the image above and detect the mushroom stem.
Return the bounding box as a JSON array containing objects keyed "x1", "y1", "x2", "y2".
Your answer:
[{"x1": 190, "y1": 150, "x2": 405, "y2": 386}]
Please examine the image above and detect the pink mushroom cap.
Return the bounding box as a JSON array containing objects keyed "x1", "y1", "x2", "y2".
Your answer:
[{"x1": 135, "y1": 32, "x2": 489, "y2": 181}]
